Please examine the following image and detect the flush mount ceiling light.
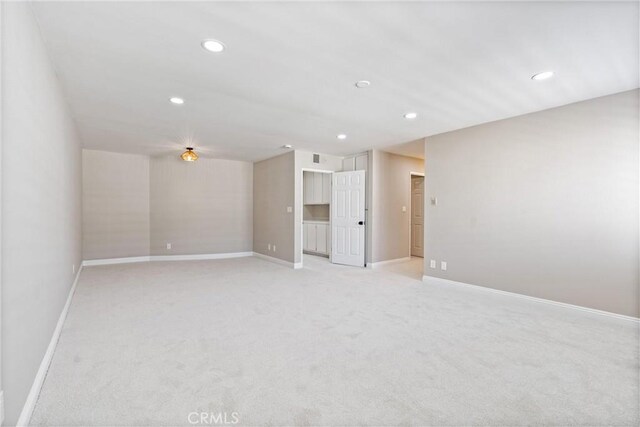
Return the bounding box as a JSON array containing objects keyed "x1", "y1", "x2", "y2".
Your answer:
[
  {"x1": 531, "y1": 71, "x2": 554, "y2": 81},
  {"x1": 404, "y1": 112, "x2": 418, "y2": 119},
  {"x1": 355, "y1": 80, "x2": 371, "y2": 88},
  {"x1": 169, "y1": 97, "x2": 184, "y2": 105},
  {"x1": 282, "y1": 144, "x2": 293, "y2": 149},
  {"x1": 201, "y1": 39, "x2": 226, "y2": 53},
  {"x1": 181, "y1": 147, "x2": 198, "y2": 162},
  {"x1": 337, "y1": 134, "x2": 347, "y2": 140}
]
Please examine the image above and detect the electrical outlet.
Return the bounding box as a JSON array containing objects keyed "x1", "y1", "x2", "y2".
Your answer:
[
  {"x1": 402, "y1": 206, "x2": 407, "y2": 212},
  {"x1": 166, "y1": 243, "x2": 172, "y2": 250},
  {"x1": 268, "y1": 244, "x2": 271, "y2": 251},
  {"x1": 72, "y1": 264, "x2": 75, "y2": 274},
  {"x1": 430, "y1": 260, "x2": 436, "y2": 269},
  {"x1": 273, "y1": 245, "x2": 276, "y2": 252},
  {"x1": 286, "y1": 206, "x2": 292, "y2": 213},
  {"x1": 441, "y1": 261, "x2": 447, "y2": 271}
]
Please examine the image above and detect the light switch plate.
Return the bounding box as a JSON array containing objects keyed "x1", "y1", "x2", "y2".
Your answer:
[
  {"x1": 166, "y1": 243, "x2": 172, "y2": 250},
  {"x1": 268, "y1": 244, "x2": 271, "y2": 250},
  {"x1": 402, "y1": 206, "x2": 407, "y2": 212},
  {"x1": 430, "y1": 260, "x2": 436, "y2": 269},
  {"x1": 286, "y1": 206, "x2": 292, "y2": 213},
  {"x1": 273, "y1": 245, "x2": 276, "y2": 252},
  {"x1": 431, "y1": 197, "x2": 438, "y2": 206},
  {"x1": 441, "y1": 261, "x2": 447, "y2": 271}
]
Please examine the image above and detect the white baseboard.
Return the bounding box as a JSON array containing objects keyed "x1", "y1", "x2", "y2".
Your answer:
[
  {"x1": 367, "y1": 257, "x2": 411, "y2": 269},
  {"x1": 422, "y1": 275, "x2": 639, "y2": 323},
  {"x1": 82, "y1": 256, "x2": 150, "y2": 266},
  {"x1": 150, "y1": 252, "x2": 253, "y2": 262},
  {"x1": 17, "y1": 265, "x2": 83, "y2": 427},
  {"x1": 253, "y1": 252, "x2": 300, "y2": 269},
  {"x1": 83, "y1": 252, "x2": 254, "y2": 266}
]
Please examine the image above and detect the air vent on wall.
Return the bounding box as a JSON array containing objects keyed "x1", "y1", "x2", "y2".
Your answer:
[{"x1": 313, "y1": 154, "x2": 320, "y2": 164}]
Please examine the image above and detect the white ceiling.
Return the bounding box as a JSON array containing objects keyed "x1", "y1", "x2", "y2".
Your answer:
[{"x1": 32, "y1": 1, "x2": 638, "y2": 162}]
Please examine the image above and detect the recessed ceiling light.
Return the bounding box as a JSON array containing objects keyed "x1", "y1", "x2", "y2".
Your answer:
[
  {"x1": 337, "y1": 134, "x2": 347, "y2": 140},
  {"x1": 169, "y1": 97, "x2": 184, "y2": 105},
  {"x1": 282, "y1": 144, "x2": 293, "y2": 149},
  {"x1": 404, "y1": 112, "x2": 418, "y2": 119},
  {"x1": 355, "y1": 80, "x2": 371, "y2": 88},
  {"x1": 531, "y1": 71, "x2": 554, "y2": 81},
  {"x1": 201, "y1": 39, "x2": 225, "y2": 53}
]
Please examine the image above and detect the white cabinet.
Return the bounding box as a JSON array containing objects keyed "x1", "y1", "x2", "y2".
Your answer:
[
  {"x1": 303, "y1": 221, "x2": 330, "y2": 255},
  {"x1": 303, "y1": 171, "x2": 331, "y2": 205}
]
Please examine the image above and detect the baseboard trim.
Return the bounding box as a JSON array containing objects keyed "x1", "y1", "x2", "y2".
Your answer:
[
  {"x1": 17, "y1": 265, "x2": 84, "y2": 427},
  {"x1": 150, "y1": 252, "x2": 253, "y2": 262},
  {"x1": 422, "y1": 275, "x2": 639, "y2": 323},
  {"x1": 367, "y1": 257, "x2": 411, "y2": 269},
  {"x1": 253, "y1": 252, "x2": 299, "y2": 269},
  {"x1": 82, "y1": 256, "x2": 150, "y2": 266},
  {"x1": 82, "y1": 252, "x2": 254, "y2": 266}
]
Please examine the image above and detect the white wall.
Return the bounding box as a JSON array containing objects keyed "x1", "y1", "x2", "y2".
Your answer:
[
  {"x1": 83, "y1": 150, "x2": 150, "y2": 260},
  {"x1": 423, "y1": 90, "x2": 639, "y2": 317},
  {"x1": 150, "y1": 155, "x2": 253, "y2": 256},
  {"x1": 1, "y1": 3, "x2": 83, "y2": 424}
]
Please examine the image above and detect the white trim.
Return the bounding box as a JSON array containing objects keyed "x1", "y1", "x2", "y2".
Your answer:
[
  {"x1": 367, "y1": 257, "x2": 412, "y2": 269},
  {"x1": 82, "y1": 256, "x2": 150, "y2": 266},
  {"x1": 82, "y1": 252, "x2": 254, "y2": 267},
  {"x1": 252, "y1": 252, "x2": 299, "y2": 269},
  {"x1": 17, "y1": 266, "x2": 83, "y2": 427},
  {"x1": 422, "y1": 275, "x2": 639, "y2": 323},
  {"x1": 150, "y1": 252, "x2": 253, "y2": 262}
]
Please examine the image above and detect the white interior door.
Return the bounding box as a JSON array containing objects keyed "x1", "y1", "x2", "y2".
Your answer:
[
  {"x1": 331, "y1": 170, "x2": 366, "y2": 267},
  {"x1": 411, "y1": 176, "x2": 424, "y2": 257}
]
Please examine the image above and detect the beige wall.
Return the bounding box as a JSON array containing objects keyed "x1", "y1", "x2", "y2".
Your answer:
[
  {"x1": 150, "y1": 155, "x2": 253, "y2": 256},
  {"x1": 1, "y1": 3, "x2": 83, "y2": 424},
  {"x1": 82, "y1": 150, "x2": 150, "y2": 260},
  {"x1": 370, "y1": 150, "x2": 424, "y2": 263},
  {"x1": 294, "y1": 150, "x2": 343, "y2": 264},
  {"x1": 423, "y1": 90, "x2": 639, "y2": 317},
  {"x1": 253, "y1": 152, "x2": 295, "y2": 263}
]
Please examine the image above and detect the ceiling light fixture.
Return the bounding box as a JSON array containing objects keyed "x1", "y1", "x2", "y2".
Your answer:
[
  {"x1": 531, "y1": 71, "x2": 554, "y2": 81},
  {"x1": 355, "y1": 80, "x2": 371, "y2": 88},
  {"x1": 181, "y1": 147, "x2": 198, "y2": 162},
  {"x1": 337, "y1": 134, "x2": 347, "y2": 140},
  {"x1": 404, "y1": 112, "x2": 418, "y2": 119},
  {"x1": 201, "y1": 39, "x2": 226, "y2": 53},
  {"x1": 283, "y1": 144, "x2": 293, "y2": 149},
  {"x1": 169, "y1": 97, "x2": 184, "y2": 105}
]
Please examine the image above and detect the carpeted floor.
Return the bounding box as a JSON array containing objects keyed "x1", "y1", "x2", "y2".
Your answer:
[{"x1": 31, "y1": 256, "x2": 638, "y2": 426}]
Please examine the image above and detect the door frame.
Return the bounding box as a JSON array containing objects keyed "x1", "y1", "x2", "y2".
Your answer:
[
  {"x1": 300, "y1": 168, "x2": 334, "y2": 267},
  {"x1": 409, "y1": 172, "x2": 425, "y2": 257}
]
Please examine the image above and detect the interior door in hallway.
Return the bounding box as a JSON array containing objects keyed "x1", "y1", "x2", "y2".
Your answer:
[
  {"x1": 331, "y1": 170, "x2": 366, "y2": 267},
  {"x1": 411, "y1": 175, "x2": 424, "y2": 257}
]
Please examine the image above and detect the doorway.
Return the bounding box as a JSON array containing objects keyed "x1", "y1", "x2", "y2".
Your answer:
[{"x1": 410, "y1": 174, "x2": 424, "y2": 258}]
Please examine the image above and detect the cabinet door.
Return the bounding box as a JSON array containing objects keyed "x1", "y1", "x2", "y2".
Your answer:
[
  {"x1": 308, "y1": 224, "x2": 317, "y2": 251},
  {"x1": 355, "y1": 154, "x2": 368, "y2": 171},
  {"x1": 322, "y1": 173, "x2": 331, "y2": 204},
  {"x1": 313, "y1": 172, "x2": 323, "y2": 204},
  {"x1": 316, "y1": 224, "x2": 328, "y2": 254},
  {"x1": 342, "y1": 157, "x2": 355, "y2": 171},
  {"x1": 304, "y1": 171, "x2": 314, "y2": 205},
  {"x1": 303, "y1": 223, "x2": 310, "y2": 251}
]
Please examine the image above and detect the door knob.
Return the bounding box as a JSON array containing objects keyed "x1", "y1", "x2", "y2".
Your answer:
[{"x1": 358, "y1": 221, "x2": 364, "y2": 225}]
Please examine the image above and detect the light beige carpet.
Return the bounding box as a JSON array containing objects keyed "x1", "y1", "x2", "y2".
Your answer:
[{"x1": 31, "y1": 256, "x2": 638, "y2": 426}]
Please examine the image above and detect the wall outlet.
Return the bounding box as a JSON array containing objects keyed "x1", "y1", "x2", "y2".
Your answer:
[
  {"x1": 166, "y1": 243, "x2": 172, "y2": 250},
  {"x1": 273, "y1": 245, "x2": 276, "y2": 252},
  {"x1": 268, "y1": 243, "x2": 271, "y2": 251},
  {"x1": 430, "y1": 260, "x2": 436, "y2": 269},
  {"x1": 72, "y1": 264, "x2": 75, "y2": 274},
  {"x1": 286, "y1": 206, "x2": 292, "y2": 213},
  {"x1": 441, "y1": 261, "x2": 447, "y2": 271}
]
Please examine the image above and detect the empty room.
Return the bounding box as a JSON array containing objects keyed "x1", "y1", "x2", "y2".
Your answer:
[{"x1": 1, "y1": 1, "x2": 638, "y2": 426}]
